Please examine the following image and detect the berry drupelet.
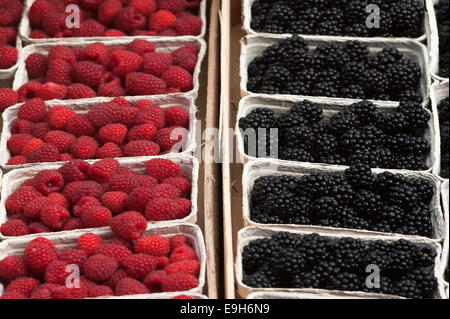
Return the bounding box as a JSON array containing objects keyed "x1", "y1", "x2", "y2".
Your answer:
[
  {"x1": 242, "y1": 232, "x2": 437, "y2": 298},
  {"x1": 249, "y1": 165, "x2": 435, "y2": 238}
]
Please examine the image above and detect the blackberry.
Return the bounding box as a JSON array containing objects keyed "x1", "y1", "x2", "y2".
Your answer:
[
  {"x1": 317, "y1": 20, "x2": 343, "y2": 36},
  {"x1": 362, "y1": 125, "x2": 386, "y2": 146},
  {"x1": 320, "y1": 154, "x2": 348, "y2": 166},
  {"x1": 363, "y1": 276, "x2": 394, "y2": 295},
  {"x1": 375, "y1": 112, "x2": 408, "y2": 133},
  {"x1": 386, "y1": 135, "x2": 430, "y2": 156},
  {"x1": 344, "y1": 0, "x2": 369, "y2": 25},
  {"x1": 378, "y1": 205, "x2": 405, "y2": 229},
  {"x1": 295, "y1": 68, "x2": 318, "y2": 84},
  {"x1": 341, "y1": 85, "x2": 366, "y2": 99},
  {"x1": 347, "y1": 148, "x2": 383, "y2": 167},
  {"x1": 344, "y1": 163, "x2": 373, "y2": 189},
  {"x1": 388, "y1": 0, "x2": 424, "y2": 37},
  {"x1": 272, "y1": 231, "x2": 302, "y2": 249},
  {"x1": 329, "y1": 112, "x2": 358, "y2": 135},
  {"x1": 288, "y1": 20, "x2": 314, "y2": 34},
  {"x1": 388, "y1": 185, "x2": 419, "y2": 209},
  {"x1": 326, "y1": 272, "x2": 361, "y2": 291},
  {"x1": 407, "y1": 178, "x2": 434, "y2": 203},
  {"x1": 363, "y1": 240, "x2": 393, "y2": 271},
  {"x1": 375, "y1": 48, "x2": 404, "y2": 71},
  {"x1": 314, "y1": 133, "x2": 338, "y2": 156},
  {"x1": 291, "y1": 271, "x2": 322, "y2": 289},
  {"x1": 281, "y1": 124, "x2": 314, "y2": 148},
  {"x1": 272, "y1": 248, "x2": 306, "y2": 276},
  {"x1": 358, "y1": 69, "x2": 389, "y2": 95},
  {"x1": 349, "y1": 100, "x2": 377, "y2": 125},
  {"x1": 276, "y1": 113, "x2": 304, "y2": 130},
  {"x1": 264, "y1": 65, "x2": 292, "y2": 87},
  {"x1": 279, "y1": 147, "x2": 315, "y2": 162},
  {"x1": 373, "y1": 172, "x2": 407, "y2": 194},
  {"x1": 407, "y1": 269, "x2": 437, "y2": 298},
  {"x1": 397, "y1": 90, "x2": 423, "y2": 103},
  {"x1": 329, "y1": 183, "x2": 354, "y2": 205},
  {"x1": 341, "y1": 63, "x2": 365, "y2": 85},
  {"x1": 291, "y1": 100, "x2": 323, "y2": 123},
  {"x1": 242, "y1": 237, "x2": 280, "y2": 273},
  {"x1": 398, "y1": 101, "x2": 430, "y2": 128},
  {"x1": 339, "y1": 129, "x2": 372, "y2": 152},
  {"x1": 298, "y1": 233, "x2": 329, "y2": 264},
  {"x1": 385, "y1": 59, "x2": 421, "y2": 91},
  {"x1": 394, "y1": 154, "x2": 427, "y2": 171},
  {"x1": 311, "y1": 81, "x2": 339, "y2": 97},
  {"x1": 313, "y1": 44, "x2": 350, "y2": 71},
  {"x1": 345, "y1": 41, "x2": 369, "y2": 63},
  {"x1": 311, "y1": 196, "x2": 340, "y2": 220},
  {"x1": 354, "y1": 190, "x2": 382, "y2": 219},
  {"x1": 297, "y1": 173, "x2": 334, "y2": 199},
  {"x1": 416, "y1": 246, "x2": 437, "y2": 268},
  {"x1": 404, "y1": 205, "x2": 433, "y2": 237},
  {"x1": 393, "y1": 279, "x2": 421, "y2": 299},
  {"x1": 327, "y1": 237, "x2": 365, "y2": 272},
  {"x1": 344, "y1": 23, "x2": 370, "y2": 37},
  {"x1": 264, "y1": 4, "x2": 295, "y2": 33}
]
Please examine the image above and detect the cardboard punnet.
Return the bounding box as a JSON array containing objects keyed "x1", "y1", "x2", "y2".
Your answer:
[{"x1": 430, "y1": 80, "x2": 449, "y2": 177}]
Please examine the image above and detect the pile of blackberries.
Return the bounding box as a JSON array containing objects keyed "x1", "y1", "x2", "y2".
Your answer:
[
  {"x1": 242, "y1": 232, "x2": 437, "y2": 298},
  {"x1": 239, "y1": 100, "x2": 430, "y2": 170},
  {"x1": 250, "y1": 0, "x2": 424, "y2": 38},
  {"x1": 438, "y1": 97, "x2": 449, "y2": 178},
  {"x1": 247, "y1": 36, "x2": 423, "y2": 100},
  {"x1": 436, "y1": 0, "x2": 449, "y2": 78},
  {"x1": 250, "y1": 164, "x2": 434, "y2": 237}
]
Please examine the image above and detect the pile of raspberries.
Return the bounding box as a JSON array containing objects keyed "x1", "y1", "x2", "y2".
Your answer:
[
  {"x1": 27, "y1": 0, "x2": 202, "y2": 39},
  {"x1": 1, "y1": 158, "x2": 193, "y2": 237},
  {"x1": 0, "y1": 0, "x2": 22, "y2": 70},
  {"x1": 6, "y1": 97, "x2": 190, "y2": 165},
  {"x1": 239, "y1": 100, "x2": 430, "y2": 171},
  {"x1": 249, "y1": 164, "x2": 434, "y2": 238},
  {"x1": 0, "y1": 232, "x2": 201, "y2": 299},
  {"x1": 12, "y1": 40, "x2": 198, "y2": 104},
  {"x1": 247, "y1": 35, "x2": 423, "y2": 101}
]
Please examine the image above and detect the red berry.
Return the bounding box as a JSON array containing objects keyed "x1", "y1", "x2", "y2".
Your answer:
[
  {"x1": 6, "y1": 186, "x2": 43, "y2": 215},
  {"x1": 145, "y1": 198, "x2": 180, "y2": 221},
  {"x1": 110, "y1": 50, "x2": 143, "y2": 76},
  {"x1": 78, "y1": 233, "x2": 103, "y2": 256},
  {"x1": 125, "y1": 72, "x2": 167, "y2": 96},
  {"x1": 165, "y1": 260, "x2": 200, "y2": 277},
  {"x1": 58, "y1": 249, "x2": 88, "y2": 268},
  {"x1": 98, "y1": 124, "x2": 128, "y2": 145},
  {"x1": 0, "y1": 219, "x2": 29, "y2": 236},
  {"x1": 143, "y1": 270, "x2": 166, "y2": 292},
  {"x1": 66, "y1": 83, "x2": 97, "y2": 100},
  {"x1": 162, "y1": 176, "x2": 191, "y2": 198},
  {"x1": 40, "y1": 205, "x2": 70, "y2": 229},
  {"x1": 148, "y1": 10, "x2": 176, "y2": 32},
  {"x1": 70, "y1": 181, "x2": 104, "y2": 204},
  {"x1": 21, "y1": 138, "x2": 45, "y2": 158},
  {"x1": 46, "y1": 59, "x2": 72, "y2": 86},
  {"x1": 0, "y1": 45, "x2": 17, "y2": 69},
  {"x1": 6, "y1": 156, "x2": 28, "y2": 165},
  {"x1": 48, "y1": 45, "x2": 76, "y2": 65},
  {"x1": 96, "y1": 142, "x2": 123, "y2": 159},
  {"x1": 18, "y1": 98, "x2": 47, "y2": 123},
  {"x1": 123, "y1": 140, "x2": 160, "y2": 157},
  {"x1": 109, "y1": 174, "x2": 139, "y2": 194},
  {"x1": 17, "y1": 81, "x2": 42, "y2": 102},
  {"x1": 170, "y1": 235, "x2": 190, "y2": 253},
  {"x1": 0, "y1": 256, "x2": 28, "y2": 282},
  {"x1": 134, "y1": 105, "x2": 165, "y2": 129},
  {"x1": 121, "y1": 253, "x2": 156, "y2": 279},
  {"x1": 72, "y1": 19, "x2": 106, "y2": 37},
  {"x1": 44, "y1": 131, "x2": 76, "y2": 153},
  {"x1": 134, "y1": 235, "x2": 170, "y2": 257},
  {"x1": 24, "y1": 240, "x2": 58, "y2": 274},
  {"x1": 95, "y1": 243, "x2": 132, "y2": 263},
  {"x1": 81, "y1": 206, "x2": 112, "y2": 228},
  {"x1": 115, "y1": 277, "x2": 148, "y2": 296},
  {"x1": 28, "y1": 143, "x2": 60, "y2": 163},
  {"x1": 45, "y1": 260, "x2": 69, "y2": 284},
  {"x1": 87, "y1": 101, "x2": 123, "y2": 128},
  {"x1": 6, "y1": 277, "x2": 40, "y2": 297},
  {"x1": 173, "y1": 15, "x2": 202, "y2": 36},
  {"x1": 109, "y1": 211, "x2": 147, "y2": 240},
  {"x1": 126, "y1": 187, "x2": 154, "y2": 212},
  {"x1": 141, "y1": 52, "x2": 172, "y2": 77},
  {"x1": 70, "y1": 136, "x2": 99, "y2": 159},
  {"x1": 59, "y1": 160, "x2": 90, "y2": 183},
  {"x1": 161, "y1": 273, "x2": 199, "y2": 292},
  {"x1": 72, "y1": 61, "x2": 105, "y2": 88},
  {"x1": 150, "y1": 183, "x2": 180, "y2": 199},
  {"x1": 127, "y1": 39, "x2": 155, "y2": 56},
  {"x1": 81, "y1": 42, "x2": 108, "y2": 65},
  {"x1": 161, "y1": 66, "x2": 193, "y2": 92},
  {"x1": 88, "y1": 285, "x2": 114, "y2": 297},
  {"x1": 145, "y1": 158, "x2": 181, "y2": 181},
  {"x1": 0, "y1": 88, "x2": 18, "y2": 112},
  {"x1": 25, "y1": 53, "x2": 48, "y2": 79},
  {"x1": 37, "y1": 82, "x2": 67, "y2": 101},
  {"x1": 33, "y1": 170, "x2": 64, "y2": 195},
  {"x1": 64, "y1": 113, "x2": 96, "y2": 137},
  {"x1": 98, "y1": 0, "x2": 122, "y2": 25},
  {"x1": 46, "y1": 106, "x2": 75, "y2": 129},
  {"x1": 170, "y1": 245, "x2": 197, "y2": 263},
  {"x1": 83, "y1": 254, "x2": 118, "y2": 281},
  {"x1": 101, "y1": 191, "x2": 128, "y2": 214},
  {"x1": 88, "y1": 158, "x2": 120, "y2": 183},
  {"x1": 114, "y1": 7, "x2": 146, "y2": 33},
  {"x1": 154, "y1": 126, "x2": 188, "y2": 152}
]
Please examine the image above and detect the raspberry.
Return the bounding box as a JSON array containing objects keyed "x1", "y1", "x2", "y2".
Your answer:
[
  {"x1": 81, "y1": 206, "x2": 112, "y2": 228},
  {"x1": 62, "y1": 181, "x2": 82, "y2": 199},
  {"x1": 46, "y1": 106, "x2": 75, "y2": 129},
  {"x1": 24, "y1": 241, "x2": 58, "y2": 274},
  {"x1": 6, "y1": 277, "x2": 40, "y2": 297},
  {"x1": 72, "y1": 19, "x2": 106, "y2": 37},
  {"x1": 169, "y1": 245, "x2": 197, "y2": 263},
  {"x1": 145, "y1": 198, "x2": 180, "y2": 221},
  {"x1": 110, "y1": 50, "x2": 143, "y2": 76},
  {"x1": 120, "y1": 106, "x2": 140, "y2": 127},
  {"x1": 109, "y1": 211, "x2": 147, "y2": 240},
  {"x1": 126, "y1": 124, "x2": 156, "y2": 142},
  {"x1": 101, "y1": 192, "x2": 127, "y2": 215},
  {"x1": 45, "y1": 59, "x2": 72, "y2": 86},
  {"x1": 184, "y1": 0, "x2": 201, "y2": 9},
  {"x1": 0, "y1": 45, "x2": 17, "y2": 69},
  {"x1": 48, "y1": 45, "x2": 76, "y2": 65},
  {"x1": 98, "y1": 0, "x2": 123, "y2": 25},
  {"x1": 65, "y1": 114, "x2": 96, "y2": 137},
  {"x1": 81, "y1": 0, "x2": 104, "y2": 10},
  {"x1": 126, "y1": 187, "x2": 154, "y2": 212},
  {"x1": 125, "y1": 72, "x2": 167, "y2": 95},
  {"x1": 73, "y1": 196, "x2": 101, "y2": 217},
  {"x1": 0, "y1": 88, "x2": 18, "y2": 111},
  {"x1": 161, "y1": 273, "x2": 198, "y2": 292},
  {"x1": 27, "y1": 222, "x2": 51, "y2": 234},
  {"x1": 41, "y1": 11, "x2": 66, "y2": 36},
  {"x1": 165, "y1": 260, "x2": 200, "y2": 277},
  {"x1": 32, "y1": 123, "x2": 51, "y2": 139},
  {"x1": 21, "y1": 139, "x2": 45, "y2": 158},
  {"x1": 134, "y1": 105, "x2": 165, "y2": 129},
  {"x1": 0, "y1": 256, "x2": 28, "y2": 282},
  {"x1": 158, "y1": 0, "x2": 185, "y2": 13},
  {"x1": 11, "y1": 119, "x2": 34, "y2": 135},
  {"x1": 106, "y1": 269, "x2": 127, "y2": 288},
  {"x1": 161, "y1": 66, "x2": 193, "y2": 92},
  {"x1": 122, "y1": 254, "x2": 156, "y2": 279},
  {"x1": 87, "y1": 159, "x2": 120, "y2": 183},
  {"x1": 71, "y1": 136, "x2": 99, "y2": 159},
  {"x1": 115, "y1": 277, "x2": 148, "y2": 296},
  {"x1": 6, "y1": 156, "x2": 27, "y2": 165},
  {"x1": 78, "y1": 233, "x2": 103, "y2": 256},
  {"x1": 8, "y1": 134, "x2": 33, "y2": 155},
  {"x1": 40, "y1": 205, "x2": 70, "y2": 229},
  {"x1": 0, "y1": 292, "x2": 25, "y2": 299},
  {"x1": 28, "y1": 143, "x2": 60, "y2": 163},
  {"x1": 18, "y1": 98, "x2": 47, "y2": 123},
  {"x1": 148, "y1": 9, "x2": 176, "y2": 32},
  {"x1": 96, "y1": 142, "x2": 123, "y2": 159},
  {"x1": 83, "y1": 254, "x2": 118, "y2": 281},
  {"x1": 81, "y1": 42, "x2": 108, "y2": 65},
  {"x1": 109, "y1": 174, "x2": 139, "y2": 194},
  {"x1": 37, "y1": 82, "x2": 66, "y2": 101},
  {"x1": 141, "y1": 52, "x2": 172, "y2": 77},
  {"x1": 114, "y1": 7, "x2": 146, "y2": 33},
  {"x1": 33, "y1": 170, "x2": 64, "y2": 195},
  {"x1": 59, "y1": 160, "x2": 89, "y2": 183},
  {"x1": 170, "y1": 234, "x2": 191, "y2": 251},
  {"x1": 154, "y1": 126, "x2": 189, "y2": 152},
  {"x1": 128, "y1": 39, "x2": 155, "y2": 56},
  {"x1": 28, "y1": 0, "x2": 53, "y2": 28},
  {"x1": 173, "y1": 50, "x2": 197, "y2": 73},
  {"x1": 25, "y1": 53, "x2": 48, "y2": 79},
  {"x1": 47, "y1": 193, "x2": 69, "y2": 208},
  {"x1": 72, "y1": 62, "x2": 104, "y2": 88},
  {"x1": 0, "y1": 219, "x2": 29, "y2": 236},
  {"x1": 166, "y1": 106, "x2": 191, "y2": 128},
  {"x1": 44, "y1": 260, "x2": 69, "y2": 284},
  {"x1": 98, "y1": 124, "x2": 128, "y2": 145},
  {"x1": 44, "y1": 131, "x2": 76, "y2": 153},
  {"x1": 97, "y1": 83, "x2": 125, "y2": 97},
  {"x1": 17, "y1": 81, "x2": 42, "y2": 102},
  {"x1": 145, "y1": 158, "x2": 181, "y2": 181},
  {"x1": 66, "y1": 83, "x2": 97, "y2": 100},
  {"x1": 162, "y1": 176, "x2": 191, "y2": 198},
  {"x1": 6, "y1": 186, "x2": 43, "y2": 215},
  {"x1": 95, "y1": 243, "x2": 132, "y2": 263},
  {"x1": 87, "y1": 101, "x2": 123, "y2": 128},
  {"x1": 88, "y1": 285, "x2": 113, "y2": 297},
  {"x1": 150, "y1": 184, "x2": 180, "y2": 199},
  {"x1": 173, "y1": 16, "x2": 202, "y2": 36},
  {"x1": 174, "y1": 198, "x2": 191, "y2": 219},
  {"x1": 58, "y1": 249, "x2": 87, "y2": 268},
  {"x1": 109, "y1": 237, "x2": 133, "y2": 250},
  {"x1": 123, "y1": 140, "x2": 160, "y2": 157},
  {"x1": 59, "y1": 153, "x2": 74, "y2": 161},
  {"x1": 135, "y1": 235, "x2": 170, "y2": 257},
  {"x1": 70, "y1": 181, "x2": 104, "y2": 204},
  {"x1": 143, "y1": 270, "x2": 166, "y2": 292},
  {"x1": 29, "y1": 30, "x2": 49, "y2": 39},
  {"x1": 62, "y1": 217, "x2": 83, "y2": 230}
]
